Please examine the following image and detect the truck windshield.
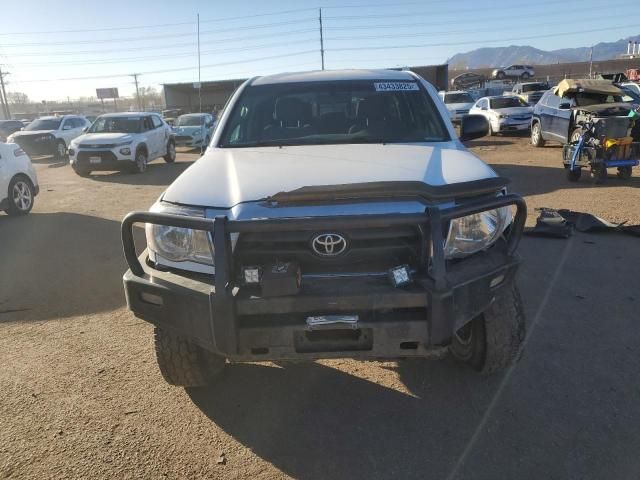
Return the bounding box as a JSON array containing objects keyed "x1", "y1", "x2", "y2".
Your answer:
[
  {"x1": 25, "y1": 118, "x2": 62, "y2": 131},
  {"x1": 445, "y1": 92, "x2": 474, "y2": 104},
  {"x1": 176, "y1": 115, "x2": 205, "y2": 127},
  {"x1": 89, "y1": 117, "x2": 142, "y2": 134},
  {"x1": 218, "y1": 80, "x2": 450, "y2": 147}
]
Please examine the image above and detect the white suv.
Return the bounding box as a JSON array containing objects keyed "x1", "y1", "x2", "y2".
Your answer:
[
  {"x1": 7, "y1": 115, "x2": 90, "y2": 159},
  {"x1": 68, "y1": 112, "x2": 176, "y2": 176},
  {"x1": 0, "y1": 143, "x2": 39, "y2": 215},
  {"x1": 491, "y1": 65, "x2": 535, "y2": 80}
]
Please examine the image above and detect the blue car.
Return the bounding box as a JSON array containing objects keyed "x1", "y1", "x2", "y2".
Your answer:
[{"x1": 530, "y1": 79, "x2": 633, "y2": 147}]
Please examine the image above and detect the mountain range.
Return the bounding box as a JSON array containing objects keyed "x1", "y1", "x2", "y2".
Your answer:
[{"x1": 446, "y1": 34, "x2": 640, "y2": 68}]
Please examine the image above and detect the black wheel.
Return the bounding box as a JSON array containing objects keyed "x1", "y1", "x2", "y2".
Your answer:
[
  {"x1": 72, "y1": 165, "x2": 91, "y2": 177},
  {"x1": 521, "y1": 72, "x2": 531, "y2": 79},
  {"x1": 450, "y1": 283, "x2": 526, "y2": 375},
  {"x1": 132, "y1": 149, "x2": 147, "y2": 173},
  {"x1": 55, "y1": 140, "x2": 67, "y2": 160},
  {"x1": 531, "y1": 121, "x2": 545, "y2": 147},
  {"x1": 566, "y1": 166, "x2": 582, "y2": 181},
  {"x1": 163, "y1": 140, "x2": 176, "y2": 163},
  {"x1": 617, "y1": 166, "x2": 632, "y2": 180},
  {"x1": 591, "y1": 165, "x2": 607, "y2": 184},
  {"x1": 154, "y1": 327, "x2": 225, "y2": 387},
  {"x1": 496, "y1": 71, "x2": 505, "y2": 80},
  {"x1": 570, "y1": 127, "x2": 584, "y2": 144},
  {"x1": 5, "y1": 175, "x2": 35, "y2": 216}
]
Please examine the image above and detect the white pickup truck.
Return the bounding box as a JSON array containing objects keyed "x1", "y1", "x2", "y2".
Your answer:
[{"x1": 121, "y1": 69, "x2": 527, "y2": 387}]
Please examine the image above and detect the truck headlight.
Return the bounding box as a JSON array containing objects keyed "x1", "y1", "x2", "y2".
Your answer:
[
  {"x1": 145, "y1": 202, "x2": 214, "y2": 265},
  {"x1": 444, "y1": 207, "x2": 510, "y2": 259}
]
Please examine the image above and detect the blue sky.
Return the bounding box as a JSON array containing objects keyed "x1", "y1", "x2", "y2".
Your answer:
[{"x1": 1, "y1": 0, "x2": 638, "y2": 101}]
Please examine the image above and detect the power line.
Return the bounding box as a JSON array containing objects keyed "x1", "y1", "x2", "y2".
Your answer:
[
  {"x1": 0, "y1": 7, "x2": 316, "y2": 36},
  {"x1": 12, "y1": 50, "x2": 317, "y2": 83},
  {"x1": 328, "y1": 24, "x2": 640, "y2": 52}
]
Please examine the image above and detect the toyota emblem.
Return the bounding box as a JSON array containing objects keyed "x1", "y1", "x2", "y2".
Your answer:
[{"x1": 311, "y1": 233, "x2": 348, "y2": 257}]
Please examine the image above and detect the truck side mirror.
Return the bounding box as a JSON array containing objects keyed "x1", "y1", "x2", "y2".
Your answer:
[{"x1": 460, "y1": 114, "x2": 489, "y2": 141}]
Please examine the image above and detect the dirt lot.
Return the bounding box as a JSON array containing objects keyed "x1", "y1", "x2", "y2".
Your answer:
[{"x1": 1, "y1": 137, "x2": 639, "y2": 479}]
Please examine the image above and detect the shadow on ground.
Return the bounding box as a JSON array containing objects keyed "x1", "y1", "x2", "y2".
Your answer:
[
  {"x1": 87, "y1": 160, "x2": 195, "y2": 186},
  {"x1": 0, "y1": 212, "x2": 143, "y2": 322}
]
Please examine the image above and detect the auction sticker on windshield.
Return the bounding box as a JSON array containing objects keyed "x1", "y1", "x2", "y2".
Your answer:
[{"x1": 374, "y1": 82, "x2": 419, "y2": 92}]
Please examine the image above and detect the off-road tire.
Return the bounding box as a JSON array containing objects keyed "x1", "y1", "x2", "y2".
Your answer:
[
  {"x1": 450, "y1": 283, "x2": 526, "y2": 375},
  {"x1": 566, "y1": 166, "x2": 582, "y2": 181},
  {"x1": 531, "y1": 121, "x2": 545, "y2": 147},
  {"x1": 591, "y1": 165, "x2": 607, "y2": 184},
  {"x1": 617, "y1": 166, "x2": 632, "y2": 180},
  {"x1": 154, "y1": 327, "x2": 225, "y2": 387},
  {"x1": 55, "y1": 140, "x2": 67, "y2": 160},
  {"x1": 163, "y1": 140, "x2": 176, "y2": 163},
  {"x1": 5, "y1": 175, "x2": 35, "y2": 216}
]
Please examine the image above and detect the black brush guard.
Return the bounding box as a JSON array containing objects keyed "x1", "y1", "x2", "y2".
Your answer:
[{"x1": 122, "y1": 191, "x2": 526, "y2": 359}]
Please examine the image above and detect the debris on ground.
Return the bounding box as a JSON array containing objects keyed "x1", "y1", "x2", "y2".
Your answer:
[{"x1": 525, "y1": 208, "x2": 640, "y2": 238}]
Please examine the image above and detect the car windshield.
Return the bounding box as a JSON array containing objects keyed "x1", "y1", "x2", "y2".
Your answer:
[
  {"x1": 445, "y1": 92, "x2": 474, "y2": 104},
  {"x1": 176, "y1": 115, "x2": 205, "y2": 127},
  {"x1": 89, "y1": 116, "x2": 142, "y2": 134},
  {"x1": 219, "y1": 80, "x2": 450, "y2": 147},
  {"x1": 522, "y1": 83, "x2": 547, "y2": 92},
  {"x1": 26, "y1": 118, "x2": 62, "y2": 131},
  {"x1": 490, "y1": 97, "x2": 529, "y2": 109}
]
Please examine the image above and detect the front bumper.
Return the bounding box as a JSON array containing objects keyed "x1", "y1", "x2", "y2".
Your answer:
[
  {"x1": 494, "y1": 119, "x2": 531, "y2": 132},
  {"x1": 70, "y1": 149, "x2": 132, "y2": 171},
  {"x1": 174, "y1": 135, "x2": 204, "y2": 148},
  {"x1": 12, "y1": 137, "x2": 57, "y2": 156},
  {"x1": 121, "y1": 190, "x2": 526, "y2": 361}
]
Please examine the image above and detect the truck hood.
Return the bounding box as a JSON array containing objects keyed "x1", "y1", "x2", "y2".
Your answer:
[
  {"x1": 75, "y1": 133, "x2": 133, "y2": 145},
  {"x1": 495, "y1": 106, "x2": 533, "y2": 116},
  {"x1": 162, "y1": 142, "x2": 497, "y2": 208}
]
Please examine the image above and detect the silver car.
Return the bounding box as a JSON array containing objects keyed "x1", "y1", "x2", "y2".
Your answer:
[{"x1": 492, "y1": 65, "x2": 535, "y2": 80}]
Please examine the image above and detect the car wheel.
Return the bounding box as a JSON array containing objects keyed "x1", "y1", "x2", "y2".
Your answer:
[
  {"x1": 154, "y1": 327, "x2": 225, "y2": 387},
  {"x1": 72, "y1": 165, "x2": 91, "y2": 177},
  {"x1": 163, "y1": 140, "x2": 176, "y2": 163},
  {"x1": 521, "y1": 72, "x2": 530, "y2": 79},
  {"x1": 531, "y1": 121, "x2": 545, "y2": 147},
  {"x1": 55, "y1": 140, "x2": 67, "y2": 160},
  {"x1": 6, "y1": 175, "x2": 35, "y2": 216},
  {"x1": 133, "y1": 149, "x2": 147, "y2": 173},
  {"x1": 617, "y1": 166, "x2": 633, "y2": 180},
  {"x1": 496, "y1": 71, "x2": 505, "y2": 80},
  {"x1": 591, "y1": 165, "x2": 607, "y2": 184},
  {"x1": 566, "y1": 166, "x2": 582, "y2": 181},
  {"x1": 570, "y1": 127, "x2": 584, "y2": 144},
  {"x1": 450, "y1": 283, "x2": 526, "y2": 375}
]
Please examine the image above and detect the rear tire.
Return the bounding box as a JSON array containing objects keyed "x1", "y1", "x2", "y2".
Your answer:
[
  {"x1": 450, "y1": 283, "x2": 526, "y2": 375},
  {"x1": 591, "y1": 165, "x2": 607, "y2": 184},
  {"x1": 617, "y1": 166, "x2": 632, "y2": 180},
  {"x1": 566, "y1": 166, "x2": 582, "y2": 181},
  {"x1": 6, "y1": 175, "x2": 35, "y2": 216},
  {"x1": 154, "y1": 327, "x2": 225, "y2": 387},
  {"x1": 531, "y1": 121, "x2": 545, "y2": 147},
  {"x1": 163, "y1": 140, "x2": 176, "y2": 163}
]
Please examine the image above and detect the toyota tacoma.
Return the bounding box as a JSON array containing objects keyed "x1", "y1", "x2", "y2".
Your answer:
[{"x1": 121, "y1": 69, "x2": 527, "y2": 387}]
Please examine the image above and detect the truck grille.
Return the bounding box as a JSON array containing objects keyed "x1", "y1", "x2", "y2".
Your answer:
[{"x1": 235, "y1": 225, "x2": 425, "y2": 276}]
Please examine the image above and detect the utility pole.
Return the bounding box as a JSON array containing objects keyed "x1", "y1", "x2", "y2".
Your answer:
[
  {"x1": 197, "y1": 13, "x2": 202, "y2": 113},
  {"x1": 0, "y1": 66, "x2": 11, "y2": 119},
  {"x1": 132, "y1": 73, "x2": 141, "y2": 111},
  {"x1": 588, "y1": 47, "x2": 594, "y2": 78},
  {"x1": 319, "y1": 8, "x2": 325, "y2": 70}
]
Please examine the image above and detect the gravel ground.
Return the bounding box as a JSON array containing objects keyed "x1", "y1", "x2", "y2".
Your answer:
[{"x1": 1, "y1": 138, "x2": 639, "y2": 479}]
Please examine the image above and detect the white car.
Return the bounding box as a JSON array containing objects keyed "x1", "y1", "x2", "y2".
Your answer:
[
  {"x1": 0, "y1": 143, "x2": 39, "y2": 215},
  {"x1": 438, "y1": 90, "x2": 475, "y2": 124},
  {"x1": 121, "y1": 69, "x2": 530, "y2": 387},
  {"x1": 469, "y1": 96, "x2": 533, "y2": 135},
  {"x1": 7, "y1": 115, "x2": 90, "y2": 159},
  {"x1": 173, "y1": 113, "x2": 216, "y2": 149},
  {"x1": 491, "y1": 65, "x2": 535, "y2": 80},
  {"x1": 68, "y1": 112, "x2": 176, "y2": 176}
]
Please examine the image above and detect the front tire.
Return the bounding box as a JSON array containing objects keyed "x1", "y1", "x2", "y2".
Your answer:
[
  {"x1": 450, "y1": 283, "x2": 526, "y2": 375},
  {"x1": 6, "y1": 175, "x2": 35, "y2": 216},
  {"x1": 55, "y1": 140, "x2": 67, "y2": 160},
  {"x1": 496, "y1": 71, "x2": 505, "y2": 80},
  {"x1": 521, "y1": 72, "x2": 531, "y2": 79},
  {"x1": 531, "y1": 121, "x2": 545, "y2": 147},
  {"x1": 566, "y1": 166, "x2": 582, "y2": 181},
  {"x1": 163, "y1": 140, "x2": 176, "y2": 163},
  {"x1": 154, "y1": 327, "x2": 225, "y2": 387},
  {"x1": 132, "y1": 149, "x2": 147, "y2": 174}
]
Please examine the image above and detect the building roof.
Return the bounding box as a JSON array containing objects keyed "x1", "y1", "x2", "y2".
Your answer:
[{"x1": 251, "y1": 68, "x2": 416, "y2": 86}]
